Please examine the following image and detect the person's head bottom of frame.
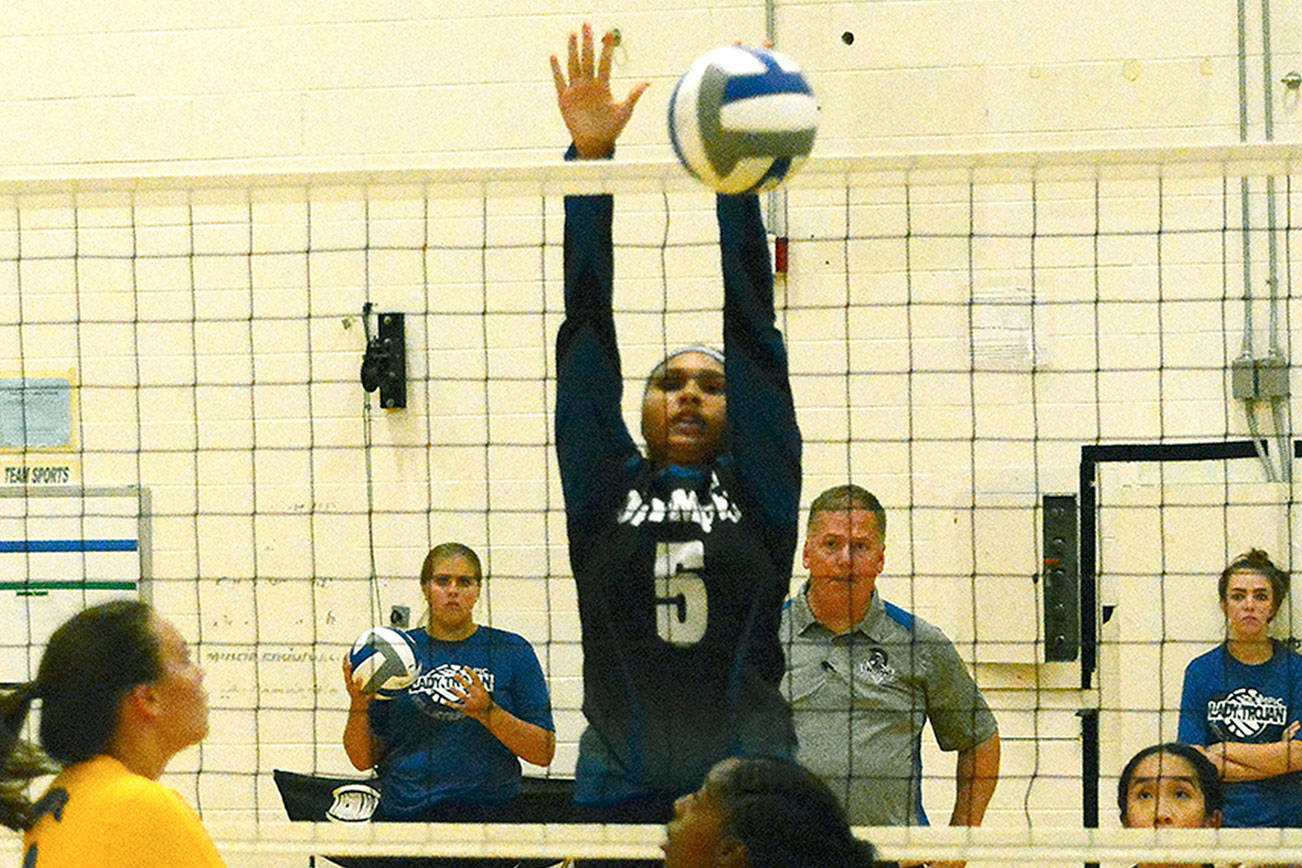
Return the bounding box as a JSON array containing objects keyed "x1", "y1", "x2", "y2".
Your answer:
[
  {"x1": 660, "y1": 755, "x2": 876, "y2": 868},
  {"x1": 1118, "y1": 742, "x2": 1223, "y2": 868}
]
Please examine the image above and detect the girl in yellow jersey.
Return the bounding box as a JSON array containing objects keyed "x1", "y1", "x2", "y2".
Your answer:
[{"x1": 0, "y1": 600, "x2": 224, "y2": 867}]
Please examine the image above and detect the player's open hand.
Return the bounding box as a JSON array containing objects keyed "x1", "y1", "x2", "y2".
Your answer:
[
  {"x1": 447, "y1": 666, "x2": 493, "y2": 723},
  {"x1": 549, "y1": 22, "x2": 648, "y2": 159}
]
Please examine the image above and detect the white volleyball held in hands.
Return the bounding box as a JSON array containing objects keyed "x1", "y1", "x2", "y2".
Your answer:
[
  {"x1": 349, "y1": 626, "x2": 419, "y2": 699},
  {"x1": 669, "y1": 45, "x2": 818, "y2": 194}
]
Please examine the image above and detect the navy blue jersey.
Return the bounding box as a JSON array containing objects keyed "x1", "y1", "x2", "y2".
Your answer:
[
  {"x1": 1179, "y1": 640, "x2": 1302, "y2": 827},
  {"x1": 368, "y1": 626, "x2": 554, "y2": 820},
  {"x1": 556, "y1": 192, "x2": 800, "y2": 804}
]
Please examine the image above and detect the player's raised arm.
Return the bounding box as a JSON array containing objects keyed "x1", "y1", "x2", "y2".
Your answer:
[
  {"x1": 550, "y1": 22, "x2": 648, "y2": 159},
  {"x1": 718, "y1": 193, "x2": 801, "y2": 561},
  {"x1": 552, "y1": 23, "x2": 649, "y2": 533}
]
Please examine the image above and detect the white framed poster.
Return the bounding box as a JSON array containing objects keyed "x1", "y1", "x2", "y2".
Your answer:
[{"x1": 0, "y1": 486, "x2": 149, "y2": 683}]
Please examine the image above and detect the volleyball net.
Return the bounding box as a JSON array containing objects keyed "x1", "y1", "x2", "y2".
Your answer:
[{"x1": 2, "y1": 143, "x2": 1302, "y2": 866}]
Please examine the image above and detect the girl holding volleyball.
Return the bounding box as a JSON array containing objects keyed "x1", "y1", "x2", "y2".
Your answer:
[
  {"x1": 0, "y1": 599, "x2": 224, "y2": 867},
  {"x1": 550, "y1": 21, "x2": 801, "y2": 831},
  {"x1": 340, "y1": 542, "x2": 555, "y2": 821}
]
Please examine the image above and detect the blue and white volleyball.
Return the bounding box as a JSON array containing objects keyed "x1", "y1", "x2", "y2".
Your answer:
[
  {"x1": 348, "y1": 626, "x2": 419, "y2": 699},
  {"x1": 669, "y1": 46, "x2": 817, "y2": 194}
]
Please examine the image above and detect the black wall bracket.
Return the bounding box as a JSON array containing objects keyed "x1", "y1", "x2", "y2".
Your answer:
[
  {"x1": 1042, "y1": 493, "x2": 1080, "y2": 663},
  {"x1": 360, "y1": 306, "x2": 406, "y2": 409}
]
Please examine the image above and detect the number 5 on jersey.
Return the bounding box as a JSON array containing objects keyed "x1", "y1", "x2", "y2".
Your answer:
[{"x1": 655, "y1": 541, "x2": 708, "y2": 646}]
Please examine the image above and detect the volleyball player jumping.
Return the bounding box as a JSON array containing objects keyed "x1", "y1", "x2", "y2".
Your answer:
[{"x1": 551, "y1": 22, "x2": 801, "y2": 823}]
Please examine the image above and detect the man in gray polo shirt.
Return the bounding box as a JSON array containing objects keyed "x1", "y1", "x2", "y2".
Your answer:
[{"x1": 781, "y1": 484, "x2": 1000, "y2": 834}]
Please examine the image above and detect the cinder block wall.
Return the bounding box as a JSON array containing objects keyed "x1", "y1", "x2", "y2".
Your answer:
[
  {"x1": 2, "y1": 3, "x2": 1300, "y2": 863},
  {"x1": 1, "y1": 2, "x2": 1297, "y2": 174}
]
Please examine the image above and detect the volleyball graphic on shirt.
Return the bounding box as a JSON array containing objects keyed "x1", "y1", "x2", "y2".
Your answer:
[
  {"x1": 1207, "y1": 686, "x2": 1287, "y2": 739},
  {"x1": 407, "y1": 663, "x2": 496, "y2": 719}
]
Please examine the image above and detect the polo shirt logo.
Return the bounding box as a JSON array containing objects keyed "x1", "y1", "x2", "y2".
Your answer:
[{"x1": 857, "y1": 646, "x2": 898, "y2": 685}]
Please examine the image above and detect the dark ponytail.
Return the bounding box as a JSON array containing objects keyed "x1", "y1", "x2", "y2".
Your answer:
[
  {"x1": 0, "y1": 600, "x2": 162, "y2": 831},
  {"x1": 0, "y1": 682, "x2": 56, "y2": 831}
]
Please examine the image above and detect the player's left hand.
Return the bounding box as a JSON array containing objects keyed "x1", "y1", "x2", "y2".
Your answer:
[{"x1": 447, "y1": 666, "x2": 493, "y2": 723}]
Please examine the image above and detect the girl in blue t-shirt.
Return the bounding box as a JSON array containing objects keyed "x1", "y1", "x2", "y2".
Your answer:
[
  {"x1": 1178, "y1": 548, "x2": 1302, "y2": 827},
  {"x1": 341, "y1": 543, "x2": 555, "y2": 820}
]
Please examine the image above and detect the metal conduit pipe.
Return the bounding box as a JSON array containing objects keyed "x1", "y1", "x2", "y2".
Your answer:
[
  {"x1": 1259, "y1": 0, "x2": 1292, "y2": 482},
  {"x1": 1235, "y1": 0, "x2": 1283, "y2": 481},
  {"x1": 764, "y1": 0, "x2": 789, "y2": 277}
]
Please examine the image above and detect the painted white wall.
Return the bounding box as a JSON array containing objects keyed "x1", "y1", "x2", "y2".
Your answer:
[
  {"x1": 0, "y1": 0, "x2": 1299, "y2": 174},
  {"x1": 3, "y1": 2, "x2": 1302, "y2": 865}
]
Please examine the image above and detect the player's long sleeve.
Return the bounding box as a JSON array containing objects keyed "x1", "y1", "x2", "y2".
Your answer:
[
  {"x1": 716, "y1": 194, "x2": 801, "y2": 684},
  {"x1": 716, "y1": 194, "x2": 801, "y2": 576},
  {"x1": 555, "y1": 193, "x2": 639, "y2": 550}
]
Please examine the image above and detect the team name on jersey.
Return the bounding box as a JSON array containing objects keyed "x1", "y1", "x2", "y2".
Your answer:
[
  {"x1": 617, "y1": 472, "x2": 742, "y2": 532},
  {"x1": 1208, "y1": 686, "x2": 1287, "y2": 738},
  {"x1": 410, "y1": 663, "x2": 495, "y2": 702}
]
